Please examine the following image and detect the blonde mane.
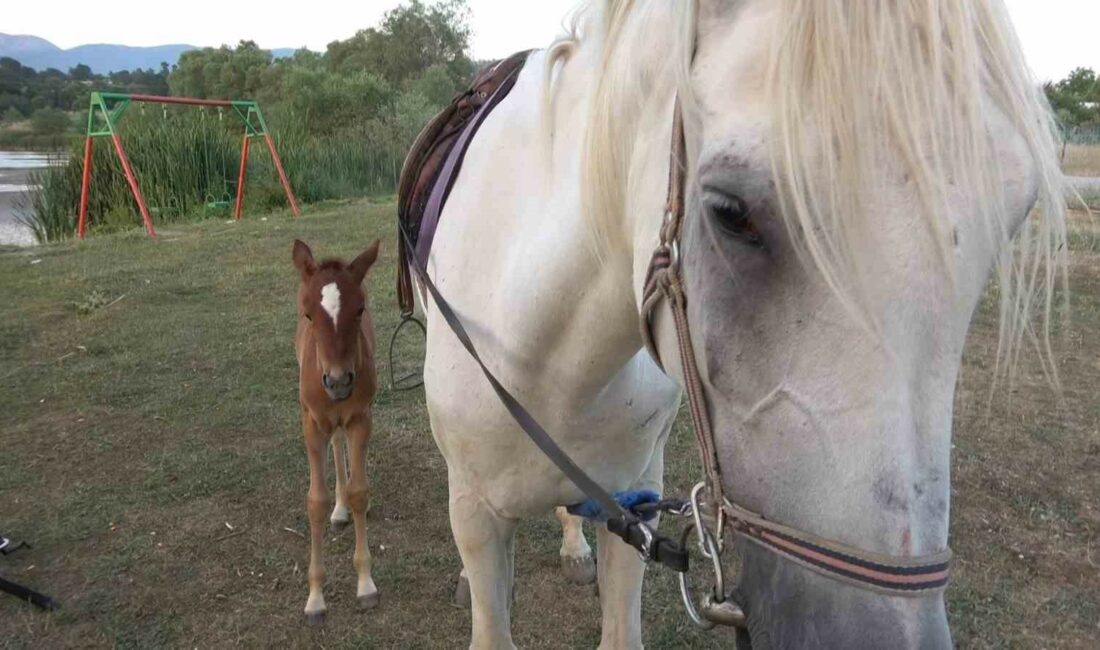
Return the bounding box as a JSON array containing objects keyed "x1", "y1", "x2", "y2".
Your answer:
[{"x1": 550, "y1": 0, "x2": 1067, "y2": 386}]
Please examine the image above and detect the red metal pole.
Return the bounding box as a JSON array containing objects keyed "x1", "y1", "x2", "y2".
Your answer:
[
  {"x1": 126, "y1": 94, "x2": 236, "y2": 108},
  {"x1": 263, "y1": 132, "x2": 300, "y2": 217},
  {"x1": 234, "y1": 135, "x2": 250, "y2": 220},
  {"x1": 110, "y1": 133, "x2": 156, "y2": 238},
  {"x1": 77, "y1": 136, "x2": 94, "y2": 239}
]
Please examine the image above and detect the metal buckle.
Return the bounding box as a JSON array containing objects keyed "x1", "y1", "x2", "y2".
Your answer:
[
  {"x1": 634, "y1": 521, "x2": 655, "y2": 564},
  {"x1": 677, "y1": 482, "x2": 746, "y2": 629}
]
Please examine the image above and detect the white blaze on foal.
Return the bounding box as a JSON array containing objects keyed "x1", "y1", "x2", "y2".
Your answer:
[{"x1": 320, "y1": 282, "x2": 341, "y2": 327}]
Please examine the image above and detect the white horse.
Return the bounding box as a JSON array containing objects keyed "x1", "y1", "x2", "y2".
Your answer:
[{"x1": 417, "y1": 1, "x2": 1066, "y2": 647}]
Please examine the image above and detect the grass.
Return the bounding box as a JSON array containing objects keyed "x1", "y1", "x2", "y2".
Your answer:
[
  {"x1": 1062, "y1": 144, "x2": 1100, "y2": 178},
  {"x1": 1, "y1": 201, "x2": 1098, "y2": 648}
]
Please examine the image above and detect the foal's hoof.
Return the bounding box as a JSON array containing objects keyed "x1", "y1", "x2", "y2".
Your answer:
[
  {"x1": 358, "y1": 591, "x2": 381, "y2": 610},
  {"x1": 330, "y1": 518, "x2": 350, "y2": 534},
  {"x1": 453, "y1": 574, "x2": 471, "y2": 609},
  {"x1": 305, "y1": 611, "x2": 326, "y2": 626},
  {"x1": 561, "y1": 554, "x2": 597, "y2": 585}
]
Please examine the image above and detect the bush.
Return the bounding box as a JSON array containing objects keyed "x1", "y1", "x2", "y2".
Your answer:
[{"x1": 30, "y1": 108, "x2": 72, "y2": 135}]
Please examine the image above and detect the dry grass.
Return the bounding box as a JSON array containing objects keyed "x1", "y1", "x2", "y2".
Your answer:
[
  {"x1": 0, "y1": 199, "x2": 1097, "y2": 648},
  {"x1": 1062, "y1": 144, "x2": 1100, "y2": 178}
]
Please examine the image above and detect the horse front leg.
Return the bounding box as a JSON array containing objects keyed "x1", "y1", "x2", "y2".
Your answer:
[
  {"x1": 330, "y1": 429, "x2": 351, "y2": 531},
  {"x1": 302, "y1": 412, "x2": 330, "y2": 625},
  {"x1": 450, "y1": 488, "x2": 519, "y2": 650},
  {"x1": 346, "y1": 414, "x2": 379, "y2": 608},
  {"x1": 596, "y1": 449, "x2": 666, "y2": 650},
  {"x1": 555, "y1": 507, "x2": 596, "y2": 585}
]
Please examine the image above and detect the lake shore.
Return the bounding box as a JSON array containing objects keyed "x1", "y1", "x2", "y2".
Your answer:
[{"x1": 0, "y1": 167, "x2": 38, "y2": 246}]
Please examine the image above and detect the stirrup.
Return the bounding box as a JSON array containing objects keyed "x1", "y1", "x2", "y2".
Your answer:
[{"x1": 388, "y1": 312, "x2": 426, "y2": 391}]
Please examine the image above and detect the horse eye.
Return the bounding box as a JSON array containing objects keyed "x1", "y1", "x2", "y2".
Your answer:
[
  {"x1": 357, "y1": 306, "x2": 365, "y2": 317},
  {"x1": 304, "y1": 313, "x2": 312, "y2": 322},
  {"x1": 706, "y1": 193, "x2": 761, "y2": 246}
]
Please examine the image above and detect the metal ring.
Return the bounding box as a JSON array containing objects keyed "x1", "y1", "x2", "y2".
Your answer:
[
  {"x1": 687, "y1": 483, "x2": 726, "y2": 595},
  {"x1": 689, "y1": 483, "x2": 713, "y2": 559},
  {"x1": 678, "y1": 524, "x2": 716, "y2": 630}
]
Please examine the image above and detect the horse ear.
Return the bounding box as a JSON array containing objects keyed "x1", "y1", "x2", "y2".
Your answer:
[
  {"x1": 350, "y1": 239, "x2": 381, "y2": 285},
  {"x1": 292, "y1": 239, "x2": 317, "y2": 279}
]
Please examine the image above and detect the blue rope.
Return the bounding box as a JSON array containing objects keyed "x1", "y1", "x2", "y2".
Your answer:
[{"x1": 566, "y1": 489, "x2": 661, "y2": 522}]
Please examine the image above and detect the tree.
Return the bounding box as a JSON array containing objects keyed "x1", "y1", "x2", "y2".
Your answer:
[
  {"x1": 69, "y1": 64, "x2": 93, "y2": 81},
  {"x1": 1045, "y1": 68, "x2": 1100, "y2": 128},
  {"x1": 326, "y1": 0, "x2": 474, "y2": 89},
  {"x1": 170, "y1": 41, "x2": 273, "y2": 99}
]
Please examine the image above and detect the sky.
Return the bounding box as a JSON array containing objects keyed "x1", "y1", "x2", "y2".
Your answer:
[{"x1": 4, "y1": 0, "x2": 1098, "y2": 82}]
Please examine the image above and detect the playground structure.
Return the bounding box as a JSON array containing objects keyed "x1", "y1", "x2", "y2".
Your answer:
[{"x1": 77, "y1": 92, "x2": 300, "y2": 239}]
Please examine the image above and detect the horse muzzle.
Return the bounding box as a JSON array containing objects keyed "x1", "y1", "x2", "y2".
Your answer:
[{"x1": 322, "y1": 371, "x2": 355, "y2": 401}]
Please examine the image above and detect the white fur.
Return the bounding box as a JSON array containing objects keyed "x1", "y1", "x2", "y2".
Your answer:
[
  {"x1": 320, "y1": 282, "x2": 340, "y2": 327},
  {"x1": 422, "y1": 1, "x2": 1065, "y2": 647}
]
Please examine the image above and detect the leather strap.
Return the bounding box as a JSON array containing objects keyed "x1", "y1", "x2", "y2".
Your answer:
[
  {"x1": 640, "y1": 99, "x2": 953, "y2": 597},
  {"x1": 398, "y1": 221, "x2": 687, "y2": 573}
]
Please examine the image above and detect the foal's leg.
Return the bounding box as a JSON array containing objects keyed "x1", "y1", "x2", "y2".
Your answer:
[
  {"x1": 330, "y1": 430, "x2": 351, "y2": 531},
  {"x1": 302, "y1": 413, "x2": 330, "y2": 624},
  {"x1": 555, "y1": 507, "x2": 596, "y2": 585},
  {"x1": 346, "y1": 415, "x2": 379, "y2": 608},
  {"x1": 450, "y1": 488, "x2": 519, "y2": 649}
]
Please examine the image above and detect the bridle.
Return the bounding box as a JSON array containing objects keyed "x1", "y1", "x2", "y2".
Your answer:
[
  {"x1": 638, "y1": 100, "x2": 953, "y2": 627},
  {"x1": 396, "y1": 66, "x2": 953, "y2": 635}
]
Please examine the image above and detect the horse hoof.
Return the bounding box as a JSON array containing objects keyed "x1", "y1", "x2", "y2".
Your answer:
[
  {"x1": 358, "y1": 591, "x2": 381, "y2": 610},
  {"x1": 560, "y1": 554, "x2": 597, "y2": 585},
  {"x1": 453, "y1": 574, "x2": 471, "y2": 609},
  {"x1": 330, "y1": 518, "x2": 350, "y2": 533},
  {"x1": 305, "y1": 611, "x2": 326, "y2": 626}
]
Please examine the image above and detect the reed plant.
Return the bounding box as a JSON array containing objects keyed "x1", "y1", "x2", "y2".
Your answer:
[{"x1": 24, "y1": 110, "x2": 403, "y2": 242}]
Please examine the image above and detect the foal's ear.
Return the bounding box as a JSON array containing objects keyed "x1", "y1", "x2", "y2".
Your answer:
[
  {"x1": 292, "y1": 239, "x2": 317, "y2": 279},
  {"x1": 349, "y1": 239, "x2": 381, "y2": 285}
]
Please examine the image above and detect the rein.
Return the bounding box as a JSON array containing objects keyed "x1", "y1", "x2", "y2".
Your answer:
[
  {"x1": 395, "y1": 54, "x2": 952, "y2": 632},
  {"x1": 639, "y1": 100, "x2": 953, "y2": 626},
  {"x1": 397, "y1": 223, "x2": 688, "y2": 574}
]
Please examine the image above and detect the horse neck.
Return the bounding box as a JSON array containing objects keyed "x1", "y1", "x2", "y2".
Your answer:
[{"x1": 552, "y1": 8, "x2": 683, "y2": 307}]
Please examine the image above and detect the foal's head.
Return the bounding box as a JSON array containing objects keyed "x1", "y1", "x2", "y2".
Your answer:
[{"x1": 293, "y1": 239, "x2": 380, "y2": 401}]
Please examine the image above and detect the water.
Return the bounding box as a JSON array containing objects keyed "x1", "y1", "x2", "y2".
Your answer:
[{"x1": 0, "y1": 151, "x2": 66, "y2": 246}]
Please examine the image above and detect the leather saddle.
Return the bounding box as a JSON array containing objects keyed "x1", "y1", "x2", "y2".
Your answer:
[{"x1": 396, "y1": 50, "x2": 532, "y2": 315}]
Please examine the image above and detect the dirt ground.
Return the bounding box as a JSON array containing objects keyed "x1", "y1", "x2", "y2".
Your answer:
[{"x1": 0, "y1": 201, "x2": 1097, "y2": 648}]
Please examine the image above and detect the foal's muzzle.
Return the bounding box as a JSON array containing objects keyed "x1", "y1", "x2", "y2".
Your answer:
[{"x1": 322, "y1": 371, "x2": 355, "y2": 401}]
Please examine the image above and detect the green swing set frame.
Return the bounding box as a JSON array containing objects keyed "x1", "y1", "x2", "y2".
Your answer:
[{"x1": 77, "y1": 92, "x2": 300, "y2": 238}]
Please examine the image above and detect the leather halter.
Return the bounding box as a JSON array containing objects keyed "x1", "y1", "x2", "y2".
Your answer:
[{"x1": 639, "y1": 101, "x2": 953, "y2": 597}]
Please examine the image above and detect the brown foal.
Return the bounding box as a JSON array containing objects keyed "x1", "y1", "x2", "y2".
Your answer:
[{"x1": 292, "y1": 238, "x2": 381, "y2": 624}]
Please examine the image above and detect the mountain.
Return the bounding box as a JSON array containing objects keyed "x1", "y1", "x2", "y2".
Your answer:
[{"x1": 0, "y1": 34, "x2": 297, "y2": 73}]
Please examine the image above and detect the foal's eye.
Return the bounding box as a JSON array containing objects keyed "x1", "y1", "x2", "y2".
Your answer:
[
  {"x1": 304, "y1": 313, "x2": 312, "y2": 322},
  {"x1": 705, "y1": 192, "x2": 761, "y2": 246},
  {"x1": 357, "y1": 307, "x2": 365, "y2": 317}
]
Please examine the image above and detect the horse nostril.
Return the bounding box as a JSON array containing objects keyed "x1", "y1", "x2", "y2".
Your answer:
[
  {"x1": 346, "y1": 372, "x2": 355, "y2": 385},
  {"x1": 322, "y1": 374, "x2": 333, "y2": 389}
]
